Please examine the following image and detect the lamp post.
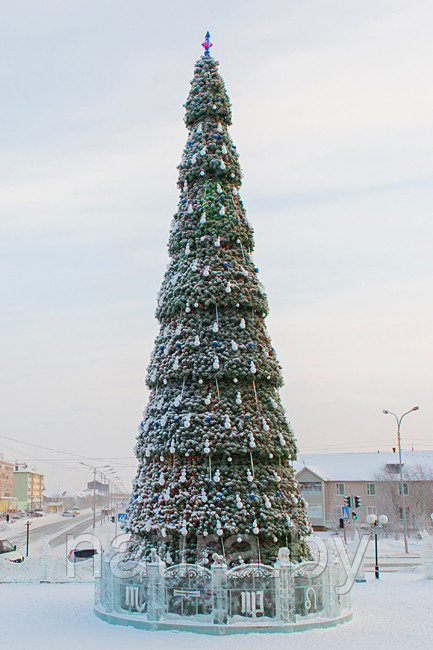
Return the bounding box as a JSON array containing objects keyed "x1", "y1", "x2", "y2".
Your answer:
[
  {"x1": 79, "y1": 462, "x2": 110, "y2": 528},
  {"x1": 367, "y1": 513, "x2": 388, "y2": 579},
  {"x1": 383, "y1": 406, "x2": 419, "y2": 553}
]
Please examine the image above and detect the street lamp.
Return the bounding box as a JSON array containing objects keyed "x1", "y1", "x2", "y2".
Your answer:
[
  {"x1": 367, "y1": 513, "x2": 388, "y2": 579},
  {"x1": 383, "y1": 406, "x2": 419, "y2": 554},
  {"x1": 79, "y1": 462, "x2": 110, "y2": 528}
]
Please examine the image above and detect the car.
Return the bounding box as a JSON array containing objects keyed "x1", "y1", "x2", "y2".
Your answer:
[
  {"x1": 0, "y1": 538, "x2": 24, "y2": 563},
  {"x1": 61, "y1": 510, "x2": 75, "y2": 517},
  {"x1": 67, "y1": 547, "x2": 98, "y2": 562},
  {"x1": 72, "y1": 507, "x2": 80, "y2": 516},
  {"x1": 32, "y1": 510, "x2": 44, "y2": 518}
]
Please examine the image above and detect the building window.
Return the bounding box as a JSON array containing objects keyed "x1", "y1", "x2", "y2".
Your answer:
[
  {"x1": 399, "y1": 483, "x2": 409, "y2": 496},
  {"x1": 336, "y1": 483, "x2": 345, "y2": 495},
  {"x1": 367, "y1": 506, "x2": 377, "y2": 516},
  {"x1": 367, "y1": 483, "x2": 376, "y2": 496},
  {"x1": 299, "y1": 482, "x2": 322, "y2": 494},
  {"x1": 306, "y1": 504, "x2": 323, "y2": 519}
]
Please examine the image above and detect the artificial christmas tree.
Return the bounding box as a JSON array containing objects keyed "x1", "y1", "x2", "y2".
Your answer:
[{"x1": 125, "y1": 33, "x2": 312, "y2": 566}]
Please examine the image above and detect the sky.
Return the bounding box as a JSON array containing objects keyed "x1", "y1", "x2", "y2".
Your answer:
[{"x1": 1, "y1": 0, "x2": 432, "y2": 491}]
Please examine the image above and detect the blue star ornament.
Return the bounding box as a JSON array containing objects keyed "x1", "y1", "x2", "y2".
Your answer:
[{"x1": 202, "y1": 31, "x2": 212, "y2": 56}]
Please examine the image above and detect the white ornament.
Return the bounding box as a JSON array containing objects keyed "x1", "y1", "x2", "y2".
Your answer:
[
  {"x1": 249, "y1": 434, "x2": 256, "y2": 448},
  {"x1": 236, "y1": 494, "x2": 243, "y2": 509},
  {"x1": 164, "y1": 487, "x2": 170, "y2": 501},
  {"x1": 158, "y1": 472, "x2": 165, "y2": 486},
  {"x1": 213, "y1": 469, "x2": 221, "y2": 483},
  {"x1": 184, "y1": 413, "x2": 191, "y2": 428},
  {"x1": 204, "y1": 393, "x2": 212, "y2": 405},
  {"x1": 180, "y1": 468, "x2": 187, "y2": 483},
  {"x1": 232, "y1": 187, "x2": 237, "y2": 195},
  {"x1": 185, "y1": 242, "x2": 191, "y2": 255},
  {"x1": 262, "y1": 418, "x2": 270, "y2": 432},
  {"x1": 191, "y1": 154, "x2": 197, "y2": 164},
  {"x1": 236, "y1": 391, "x2": 242, "y2": 405},
  {"x1": 222, "y1": 144, "x2": 228, "y2": 154},
  {"x1": 191, "y1": 260, "x2": 198, "y2": 271},
  {"x1": 219, "y1": 206, "x2": 226, "y2": 216},
  {"x1": 246, "y1": 469, "x2": 253, "y2": 483},
  {"x1": 225, "y1": 282, "x2": 231, "y2": 293},
  {"x1": 216, "y1": 183, "x2": 222, "y2": 193},
  {"x1": 200, "y1": 212, "x2": 206, "y2": 224},
  {"x1": 220, "y1": 160, "x2": 226, "y2": 170},
  {"x1": 200, "y1": 146, "x2": 207, "y2": 155},
  {"x1": 204, "y1": 439, "x2": 210, "y2": 454},
  {"x1": 250, "y1": 361, "x2": 256, "y2": 374},
  {"x1": 214, "y1": 236, "x2": 221, "y2": 247},
  {"x1": 217, "y1": 123, "x2": 222, "y2": 132},
  {"x1": 264, "y1": 496, "x2": 272, "y2": 509},
  {"x1": 173, "y1": 357, "x2": 179, "y2": 370},
  {"x1": 279, "y1": 433, "x2": 286, "y2": 446},
  {"x1": 203, "y1": 265, "x2": 210, "y2": 277},
  {"x1": 231, "y1": 340, "x2": 238, "y2": 351},
  {"x1": 224, "y1": 415, "x2": 231, "y2": 429},
  {"x1": 187, "y1": 203, "x2": 193, "y2": 214},
  {"x1": 239, "y1": 318, "x2": 246, "y2": 329},
  {"x1": 212, "y1": 321, "x2": 219, "y2": 333},
  {"x1": 196, "y1": 122, "x2": 202, "y2": 133},
  {"x1": 194, "y1": 335, "x2": 200, "y2": 346},
  {"x1": 174, "y1": 394, "x2": 181, "y2": 407},
  {"x1": 213, "y1": 356, "x2": 220, "y2": 370},
  {"x1": 201, "y1": 488, "x2": 208, "y2": 502}
]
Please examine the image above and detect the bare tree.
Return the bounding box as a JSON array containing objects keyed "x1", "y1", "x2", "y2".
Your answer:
[{"x1": 375, "y1": 464, "x2": 433, "y2": 537}]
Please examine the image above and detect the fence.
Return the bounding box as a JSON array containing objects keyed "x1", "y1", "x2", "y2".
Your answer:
[{"x1": 95, "y1": 549, "x2": 352, "y2": 633}]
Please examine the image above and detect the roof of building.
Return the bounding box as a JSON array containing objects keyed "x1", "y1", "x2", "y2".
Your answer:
[{"x1": 294, "y1": 450, "x2": 433, "y2": 482}]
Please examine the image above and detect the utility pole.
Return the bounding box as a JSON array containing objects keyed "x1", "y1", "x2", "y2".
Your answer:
[
  {"x1": 25, "y1": 520, "x2": 31, "y2": 557},
  {"x1": 383, "y1": 406, "x2": 419, "y2": 554},
  {"x1": 92, "y1": 468, "x2": 96, "y2": 528}
]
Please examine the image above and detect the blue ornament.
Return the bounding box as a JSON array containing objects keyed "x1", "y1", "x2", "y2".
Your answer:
[
  {"x1": 254, "y1": 267, "x2": 259, "y2": 272},
  {"x1": 214, "y1": 134, "x2": 219, "y2": 139},
  {"x1": 216, "y1": 492, "x2": 222, "y2": 497},
  {"x1": 276, "y1": 491, "x2": 280, "y2": 496},
  {"x1": 212, "y1": 341, "x2": 218, "y2": 346},
  {"x1": 205, "y1": 416, "x2": 210, "y2": 422},
  {"x1": 201, "y1": 31, "x2": 213, "y2": 56},
  {"x1": 175, "y1": 342, "x2": 181, "y2": 347},
  {"x1": 159, "y1": 345, "x2": 164, "y2": 350},
  {"x1": 250, "y1": 494, "x2": 256, "y2": 499},
  {"x1": 245, "y1": 414, "x2": 250, "y2": 419},
  {"x1": 248, "y1": 342, "x2": 253, "y2": 348},
  {"x1": 174, "y1": 416, "x2": 179, "y2": 421}
]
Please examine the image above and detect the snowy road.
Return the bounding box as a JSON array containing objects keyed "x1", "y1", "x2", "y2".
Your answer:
[
  {"x1": 4, "y1": 511, "x2": 94, "y2": 554},
  {"x1": 0, "y1": 569, "x2": 431, "y2": 649}
]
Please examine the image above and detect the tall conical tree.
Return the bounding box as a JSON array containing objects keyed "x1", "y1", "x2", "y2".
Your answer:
[{"x1": 125, "y1": 35, "x2": 312, "y2": 565}]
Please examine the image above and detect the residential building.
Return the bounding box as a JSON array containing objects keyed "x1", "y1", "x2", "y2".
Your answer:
[
  {"x1": 0, "y1": 455, "x2": 16, "y2": 513},
  {"x1": 13, "y1": 463, "x2": 44, "y2": 512},
  {"x1": 294, "y1": 450, "x2": 433, "y2": 530}
]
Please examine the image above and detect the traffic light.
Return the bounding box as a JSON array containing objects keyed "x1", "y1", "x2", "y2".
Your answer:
[
  {"x1": 351, "y1": 511, "x2": 358, "y2": 520},
  {"x1": 344, "y1": 496, "x2": 352, "y2": 508},
  {"x1": 354, "y1": 496, "x2": 361, "y2": 508}
]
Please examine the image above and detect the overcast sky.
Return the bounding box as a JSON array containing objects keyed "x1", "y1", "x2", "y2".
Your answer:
[{"x1": 1, "y1": 0, "x2": 432, "y2": 490}]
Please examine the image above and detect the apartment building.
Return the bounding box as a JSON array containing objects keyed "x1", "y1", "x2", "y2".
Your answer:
[
  {"x1": 13, "y1": 463, "x2": 44, "y2": 512},
  {"x1": 294, "y1": 450, "x2": 433, "y2": 529},
  {"x1": 0, "y1": 455, "x2": 16, "y2": 513}
]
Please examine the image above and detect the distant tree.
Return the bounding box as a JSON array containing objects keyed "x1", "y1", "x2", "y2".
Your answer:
[{"x1": 375, "y1": 464, "x2": 433, "y2": 536}]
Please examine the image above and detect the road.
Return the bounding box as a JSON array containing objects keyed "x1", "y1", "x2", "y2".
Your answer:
[{"x1": 5, "y1": 512, "x2": 94, "y2": 551}]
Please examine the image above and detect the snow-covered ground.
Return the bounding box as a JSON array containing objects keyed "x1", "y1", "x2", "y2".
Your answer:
[{"x1": 0, "y1": 568, "x2": 431, "y2": 649}]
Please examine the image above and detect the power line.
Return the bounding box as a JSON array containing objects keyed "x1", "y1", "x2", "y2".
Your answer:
[{"x1": 0, "y1": 433, "x2": 137, "y2": 468}]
